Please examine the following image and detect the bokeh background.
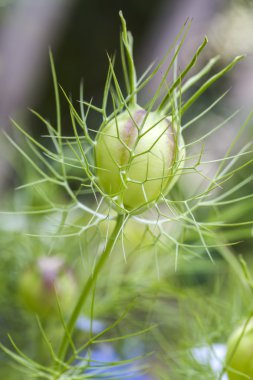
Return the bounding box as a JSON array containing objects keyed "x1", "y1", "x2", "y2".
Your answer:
[{"x1": 0, "y1": 1, "x2": 253, "y2": 379}]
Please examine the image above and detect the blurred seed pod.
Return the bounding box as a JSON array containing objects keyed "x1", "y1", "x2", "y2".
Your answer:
[
  {"x1": 226, "y1": 317, "x2": 253, "y2": 380},
  {"x1": 19, "y1": 256, "x2": 77, "y2": 318}
]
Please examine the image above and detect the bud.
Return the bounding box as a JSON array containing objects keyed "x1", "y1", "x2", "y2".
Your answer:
[
  {"x1": 19, "y1": 256, "x2": 77, "y2": 318},
  {"x1": 95, "y1": 105, "x2": 184, "y2": 213},
  {"x1": 226, "y1": 318, "x2": 253, "y2": 380}
]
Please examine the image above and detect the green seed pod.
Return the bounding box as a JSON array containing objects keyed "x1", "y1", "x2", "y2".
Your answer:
[
  {"x1": 95, "y1": 105, "x2": 185, "y2": 213},
  {"x1": 226, "y1": 318, "x2": 253, "y2": 380},
  {"x1": 19, "y1": 256, "x2": 77, "y2": 318}
]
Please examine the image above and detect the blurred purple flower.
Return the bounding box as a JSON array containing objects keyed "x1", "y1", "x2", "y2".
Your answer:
[
  {"x1": 76, "y1": 317, "x2": 153, "y2": 379},
  {"x1": 84, "y1": 343, "x2": 153, "y2": 379}
]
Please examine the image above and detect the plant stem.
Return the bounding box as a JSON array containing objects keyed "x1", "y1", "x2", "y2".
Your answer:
[{"x1": 57, "y1": 213, "x2": 125, "y2": 367}]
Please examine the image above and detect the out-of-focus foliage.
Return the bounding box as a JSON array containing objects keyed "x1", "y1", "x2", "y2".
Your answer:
[{"x1": 0, "y1": 1, "x2": 253, "y2": 379}]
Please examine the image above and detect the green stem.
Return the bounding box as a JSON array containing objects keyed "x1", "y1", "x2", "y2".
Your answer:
[{"x1": 57, "y1": 213, "x2": 124, "y2": 367}]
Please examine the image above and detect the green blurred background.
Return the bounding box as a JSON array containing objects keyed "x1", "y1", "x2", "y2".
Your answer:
[{"x1": 0, "y1": 0, "x2": 253, "y2": 379}]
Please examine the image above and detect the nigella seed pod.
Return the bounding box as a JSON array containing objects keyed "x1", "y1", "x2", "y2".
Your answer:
[
  {"x1": 226, "y1": 318, "x2": 253, "y2": 380},
  {"x1": 19, "y1": 257, "x2": 77, "y2": 318},
  {"x1": 95, "y1": 105, "x2": 185, "y2": 213}
]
